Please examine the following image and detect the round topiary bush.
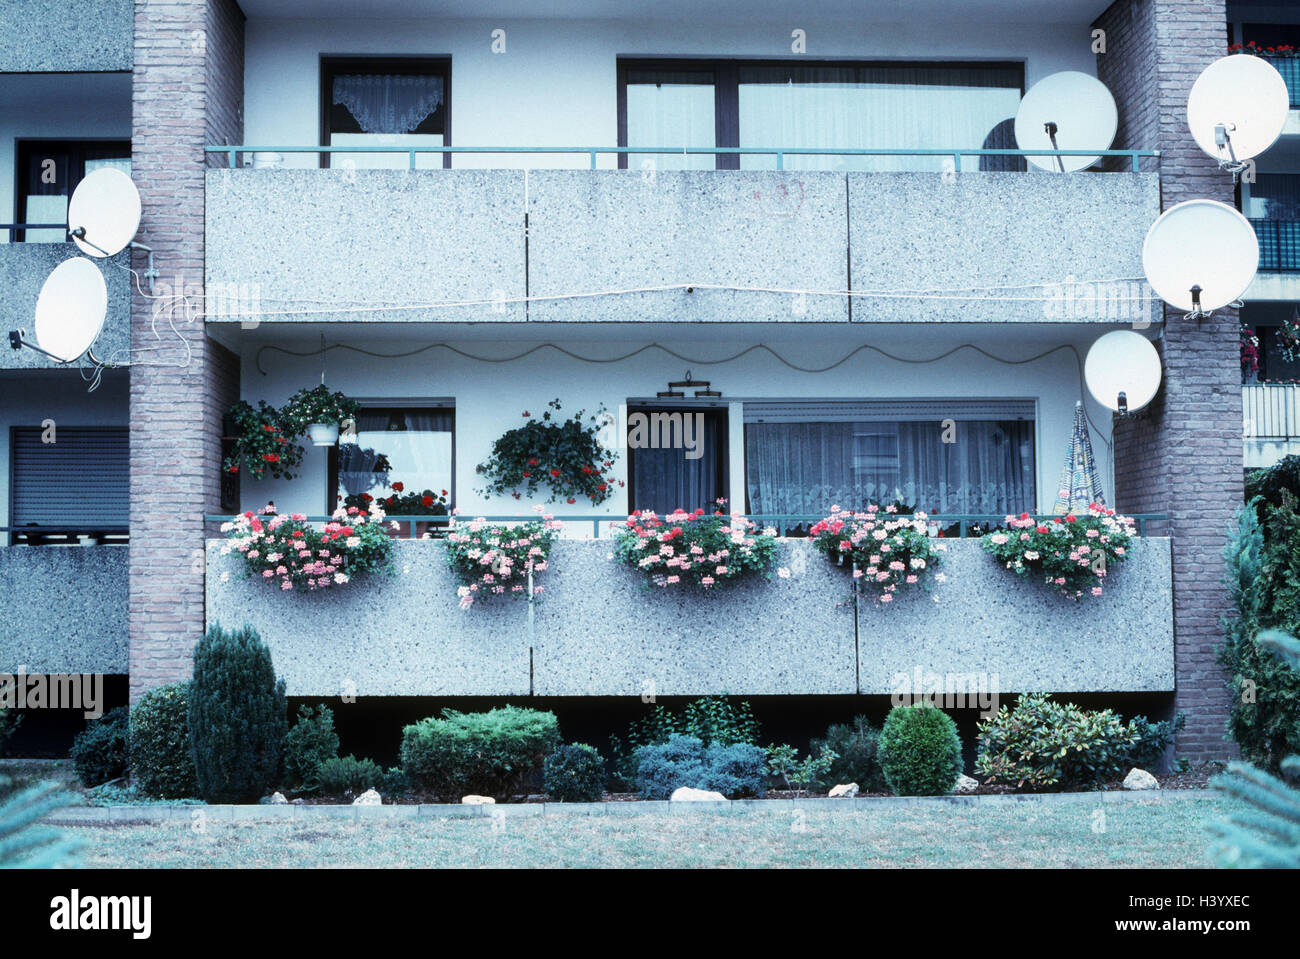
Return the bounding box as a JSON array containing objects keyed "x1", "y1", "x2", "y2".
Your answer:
[
  {"x1": 70, "y1": 707, "x2": 129, "y2": 788},
  {"x1": 543, "y1": 743, "x2": 606, "y2": 802},
  {"x1": 877, "y1": 703, "x2": 963, "y2": 796},
  {"x1": 130, "y1": 682, "x2": 198, "y2": 799}
]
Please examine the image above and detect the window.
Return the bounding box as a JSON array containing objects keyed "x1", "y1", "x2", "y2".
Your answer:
[
  {"x1": 9, "y1": 426, "x2": 128, "y2": 543},
  {"x1": 328, "y1": 405, "x2": 454, "y2": 512},
  {"x1": 12, "y1": 140, "x2": 131, "y2": 242},
  {"x1": 321, "y1": 57, "x2": 450, "y2": 170},
  {"x1": 743, "y1": 400, "x2": 1035, "y2": 516},
  {"x1": 619, "y1": 59, "x2": 1023, "y2": 172},
  {"x1": 627, "y1": 406, "x2": 729, "y2": 515}
]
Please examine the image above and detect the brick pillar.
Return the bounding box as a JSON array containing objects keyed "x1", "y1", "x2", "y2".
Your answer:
[
  {"x1": 1095, "y1": 0, "x2": 1241, "y2": 760},
  {"x1": 129, "y1": 0, "x2": 243, "y2": 700}
]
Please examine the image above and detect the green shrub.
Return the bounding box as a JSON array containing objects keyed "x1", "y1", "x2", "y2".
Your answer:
[
  {"x1": 634, "y1": 734, "x2": 767, "y2": 799},
  {"x1": 283, "y1": 705, "x2": 340, "y2": 792},
  {"x1": 69, "y1": 707, "x2": 129, "y2": 788},
  {"x1": 703, "y1": 742, "x2": 767, "y2": 798},
  {"x1": 544, "y1": 743, "x2": 606, "y2": 802},
  {"x1": 812, "y1": 715, "x2": 887, "y2": 792},
  {"x1": 1245, "y1": 456, "x2": 1300, "y2": 514},
  {"x1": 975, "y1": 694, "x2": 1138, "y2": 790},
  {"x1": 400, "y1": 706, "x2": 561, "y2": 801},
  {"x1": 188, "y1": 623, "x2": 288, "y2": 803},
  {"x1": 1127, "y1": 713, "x2": 1186, "y2": 770},
  {"x1": 766, "y1": 743, "x2": 838, "y2": 793},
  {"x1": 878, "y1": 703, "x2": 963, "y2": 796},
  {"x1": 129, "y1": 682, "x2": 198, "y2": 799},
  {"x1": 317, "y1": 755, "x2": 384, "y2": 797},
  {"x1": 608, "y1": 695, "x2": 760, "y2": 790},
  {"x1": 378, "y1": 765, "x2": 409, "y2": 798}
]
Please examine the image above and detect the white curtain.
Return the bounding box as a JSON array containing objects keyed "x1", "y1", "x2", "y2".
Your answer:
[
  {"x1": 626, "y1": 71, "x2": 716, "y2": 170},
  {"x1": 332, "y1": 74, "x2": 443, "y2": 134}
]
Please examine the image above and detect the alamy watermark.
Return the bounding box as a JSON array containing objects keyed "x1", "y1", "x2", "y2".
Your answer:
[
  {"x1": 889, "y1": 666, "x2": 1000, "y2": 717},
  {"x1": 1, "y1": 667, "x2": 104, "y2": 719}
]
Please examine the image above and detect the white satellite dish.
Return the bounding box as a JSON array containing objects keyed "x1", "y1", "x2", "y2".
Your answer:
[
  {"x1": 1188, "y1": 55, "x2": 1290, "y2": 171},
  {"x1": 33, "y1": 257, "x2": 108, "y2": 363},
  {"x1": 67, "y1": 167, "x2": 141, "y2": 258},
  {"x1": 1142, "y1": 199, "x2": 1259, "y2": 316},
  {"x1": 1085, "y1": 330, "x2": 1162, "y2": 415},
  {"x1": 1014, "y1": 71, "x2": 1118, "y2": 172}
]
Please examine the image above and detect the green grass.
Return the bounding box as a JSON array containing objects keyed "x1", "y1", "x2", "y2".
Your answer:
[{"x1": 66, "y1": 795, "x2": 1241, "y2": 868}]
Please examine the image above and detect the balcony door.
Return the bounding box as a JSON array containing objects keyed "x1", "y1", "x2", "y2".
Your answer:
[
  {"x1": 320, "y1": 57, "x2": 450, "y2": 170},
  {"x1": 627, "y1": 406, "x2": 729, "y2": 515},
  {"x1": 13, "y1": 140, "x2": 131, "y2": 243}
]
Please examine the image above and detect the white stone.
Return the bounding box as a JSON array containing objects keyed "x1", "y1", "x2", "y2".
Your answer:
[
  {"x1": 828, "y1": 783, "x2": 859, "y2": 798},
  {"x1": 1122, "y1": 768, "x2": 1159, "y2": 790},
  {"x1": 269, "y1": 791, "x2": 288, "y2": 804},
  {"x1": 461, "y1": 795, "x2": 496, "y2": 805},
  {"x1": 352, "y1": 788, "x2": 382, "y2": 805},
  {"x1": 955, "y1": 775, "x2": 980, "y2": 794},
  {"x1": 670, "y1": 787, "x2": 726, "y2": 802}
]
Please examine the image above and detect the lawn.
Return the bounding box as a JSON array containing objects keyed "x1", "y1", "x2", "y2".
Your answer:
[{"x1": 64, "y1": 794, "x2": 1239, "y2": 868}]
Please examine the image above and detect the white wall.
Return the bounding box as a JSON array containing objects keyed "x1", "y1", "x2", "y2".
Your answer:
[
  {"x1": 230, "y1": 324, "x2": 1120, "y2": 527},
  {"x1": 242, "y1": 15, "x2": 1099, "y2": 168}
]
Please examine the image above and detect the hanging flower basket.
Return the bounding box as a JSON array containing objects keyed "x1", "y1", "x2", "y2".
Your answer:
[
  {"x1": 476, "y1": 399, "x2": 620, "y2": 505},
  {"x1": 809, "y1": 505, "x2": 944, "y2": 604}
]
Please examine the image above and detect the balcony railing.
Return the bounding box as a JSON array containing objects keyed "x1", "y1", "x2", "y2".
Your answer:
[
  {"x1": 1250, "y1": 218, "x2": 1300, "y2": 272},
  {"x1": 1244, "y1": 382, "x2": 1300, "y2": 441},
  {"x1": 206, "y1": 144, "x2": 1161, "y2": 173},
  {"x1": 1267, "y1": 56, "x2": 1300, "y2": 108},
  {"x1": 0, "y1": 223, "x2": 73, "y2": 244}
]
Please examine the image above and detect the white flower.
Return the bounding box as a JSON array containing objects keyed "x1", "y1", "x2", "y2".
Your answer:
[
  {"x1": 777, "y1": 567, "x2": 791, "y2": 579},
  {"x1": 333, "y1": 572, "x2": 349, "y2": 584}
]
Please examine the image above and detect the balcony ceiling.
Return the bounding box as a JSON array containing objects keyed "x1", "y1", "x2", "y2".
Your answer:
[{"x1": 237, "y1": 0, "x2": 1111, "y2": 23}]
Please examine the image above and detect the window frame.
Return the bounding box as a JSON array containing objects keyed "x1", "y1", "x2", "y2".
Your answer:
[
  {"x1": 624, "y1": 403, "x2": 730, "y2": 515},
  {"x1": 326, "y1": 402, "x2": 456, "y2": 515},
  {"x1": 616, "y1": 56, "x2": 1026, "y2": 171},
  {"x1": 12, "y1": 138, "x2": 132, "y2": 243},
  {"x1": 319, "y1": 55, "x2": 452, "y2": 170}
]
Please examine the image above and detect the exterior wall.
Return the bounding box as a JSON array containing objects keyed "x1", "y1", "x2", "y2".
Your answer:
[
  {"x1": 0, "y1": 0, "x2": 133, "y2": 73},
  {"x1": 204, "y1": 537, "x2": 1174, "y2": 697},
  {"x1": 127, "y1": 0, "x2": 244, "y2": 700},
  {"x1": 1096, "y1": 0, "x2": 1240, "y2": 760}
]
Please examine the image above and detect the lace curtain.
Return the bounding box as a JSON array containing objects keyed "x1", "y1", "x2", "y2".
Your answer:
[{"x1": 332, "y1": 74, "x2": 444, "y2": 134}]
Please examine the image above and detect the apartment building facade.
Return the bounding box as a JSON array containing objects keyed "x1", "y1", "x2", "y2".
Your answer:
[{"x1": 0, "y1": 0, "x2": 1247, "y2": 759}]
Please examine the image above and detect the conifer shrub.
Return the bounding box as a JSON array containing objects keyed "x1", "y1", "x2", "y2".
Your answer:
[
  {"x1": 877, "y1": 703, "x2": 963, "y2": 796},
  {"x1": 400, "y1": 706, "x2": 561, "y2": 801},
  {"x1": 543, "y1": 743, "x2": 606, "y2": 802}
]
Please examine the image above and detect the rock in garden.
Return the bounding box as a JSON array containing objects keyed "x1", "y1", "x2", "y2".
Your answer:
[
  {"x1": 670, "y1": 787, "x2": 726, "y2": 802},
  {"x1": 269, "y1": 792, "x2": 288, "y2": 804},
  {"x1": 955, "y1": 775, "x2": 979, "y2": 794},
  {"x1": 828, "y1": 783, "x2": 859, "y2": 798},
  {"x1": 352, "y1": 788, "x2": 382, "y2": 805},
  {"x1": 1122, "y1": 768, "x2": 1159, "y2": 790},
  {"x1": 461, "y1": 795, "x2": 496, "y2": 804}
]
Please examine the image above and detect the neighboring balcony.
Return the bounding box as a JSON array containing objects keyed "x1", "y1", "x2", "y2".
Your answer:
[
  {"x1": 0, "y1": 0, "x2": 133, "y2": 73},
  {"x1": 204, "y1": 147, "x2": 1161, "y2": 327},
  {"x1": 1244, "y1": 382, "x2": 1300, "y2": 468},
  {"x1": 205, "y1": 536, "x2": 1174, "y2": 699},
  {"x1": 0, "y1": 243, "x2": 131, "y2": 370}
]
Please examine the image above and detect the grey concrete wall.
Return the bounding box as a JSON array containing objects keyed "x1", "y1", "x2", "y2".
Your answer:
[
  {"x1": 204, "y1": 169, "x2": 527, "y2": 323},
  {"x1": 205, "y1": 536, "x2": 1173, "y2": 697},
  {"x1": 205, "y1": 168, "x2": 1159, "y2": 326},
  {"x1": 0, "y1": 546, "x2": 128, "y2": 674},
  {"x1": 0, "y1": 0, "x2": 133, "y2": 72},
  {"x1": 0, "y1": 245, "x2": 130, "y2": 370}
]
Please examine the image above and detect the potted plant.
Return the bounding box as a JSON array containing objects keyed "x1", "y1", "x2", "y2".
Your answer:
[
  {"x1": 222, "y1": 399, "x2": 305, "y2": 481},
  {"x1": 348, "y1": 483, "x2": 450, "y2": 538},
  {"x1": 476, "y1": 399, "x2": 620, "y2": 505},
  {"x1": 282, "y1": 385, "x2": 361, "y2": 448}
]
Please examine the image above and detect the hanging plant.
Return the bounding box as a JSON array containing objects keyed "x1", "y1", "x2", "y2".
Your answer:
[
  {"x1": 1242, "y1": 324, "x2": 1261, "y2": 381},
  {"x1": 475, "y1": 399, "x2": 619, "y2": 505},
  {"x1": 980, "y1": 506, "x2": 1137, "y2": 601},
  {"x1": 613, "y1": 506, "x2": 779, "y2": 590},
  {"x1": 445, "y1": 509, "x2": 561, "y2": 609},
  {"x1": 222, "y1": 400, "x2": 305, "y2": 481},
  {"x1": 281, "y1": 385, "x2": 361, "y2": 446},
  {"x1": 809, "y1": 505, "x2": 945, "y2": 605}
]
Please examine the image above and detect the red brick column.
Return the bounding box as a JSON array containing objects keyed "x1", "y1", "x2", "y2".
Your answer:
[
  {"x1": 129, "y1": 0, "x2": 243, "y2": 699},
  {"x1": 1095, "y1": 0, "x2": 1241, "y2": 760}
]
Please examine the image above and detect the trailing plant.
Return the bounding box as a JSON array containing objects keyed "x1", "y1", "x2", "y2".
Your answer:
[
  {"x1": 980, "y1": 505, "x2": 1137, "y2": 600},
  {"x1": 400, "y1": 706, "x2": 561, "y2": 801},
  {"x1": 283, "y1": 705, "x2": 340, "y2": 792},
  {"x1": 614, "y1": 507, "x2": 779, "y2": 589},
  {"x1": 812, "y1": 715, "x2": 888, "y2": 793},
  {"x1": 189, "y1": 623, "x2": 288, "y2": 804},
  {"x1": 222, "y1": 399, "x2": 304, "y2": 481},
  {"x1": 221, "y1": 504, "x2": 394, "y2": 592},
  {"x1": 766, "y1": 743, "x2": 838, "y2": 794},
  {"x1": 543, "y1": 744, "x2": 606, "y2": 803},
  {"x1": 317, "y1": 755, "x2": 384, "y2": 797},
  {"x1": 445, "y1": 511, "x2": 560, "y2": 609},
  {"x1": 476, "y1": 399, "x2": 619, "y2": 504},
  {"x1": 810, "y1": 505, "x2": 944, "y2": 604},
  {"x1": 129, "y1": 682, "x2": 198, "y2": 799},
  {"x1": 877, "y1": 703, "x2": 963, "y2": 796},
  {"x1": 69, "y1": 707, "x2": 129, "y2": 788},
  {"x1": 280, "y1": 384, "x2": 361, "y2": 432}
]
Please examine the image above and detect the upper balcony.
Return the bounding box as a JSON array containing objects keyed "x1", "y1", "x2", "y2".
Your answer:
[{"x1": 0, "y1": 0, "x2": 133, "y2": 73}]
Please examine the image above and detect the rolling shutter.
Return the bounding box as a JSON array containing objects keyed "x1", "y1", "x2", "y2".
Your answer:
[{"x1": 11, "y1": 427, "x2": 128, "y2": 527}]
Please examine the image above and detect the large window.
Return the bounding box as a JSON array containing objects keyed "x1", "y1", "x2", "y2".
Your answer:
[
  {"x1": 743, "y1": 401, "x2": 1035, "y2": 516},
  {"x1": 619, "y1": 59, "x2": 1023, "y2": 172},
  {"x1": 627, "y1": 406, "x2": 729, "y2": 515},
  {"x1": 9, "y1": 426, "x2": 128, "y2": 543},
  {"x1": 329, "y1": 405, "x2": 455, "y2": 512},
  {"x1": 12, "y1": 140, "x2": 131, "y2": 242},
  {"x1": 321, "y1": 57, "x2": 450, "y2": 170}
]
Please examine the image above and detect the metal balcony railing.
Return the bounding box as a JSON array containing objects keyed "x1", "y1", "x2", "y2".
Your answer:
[
  {"x1": 1269, "y1": 56, "x2": 1300, "y2": 108},
  {"x1": 0, "y1": 223, "x2": 73, "y2": 243},
  {"x1": 1251, "y1": 218, "x2": 1300, "y2": 272},
  {"x1": 205, "y1": 144, "x2": 1161, "y2": 173},
  {"x1": 1244, "y1": 382, "x2": 1300, "y2": 442}
]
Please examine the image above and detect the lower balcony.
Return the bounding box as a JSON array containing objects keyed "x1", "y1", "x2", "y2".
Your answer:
[
  {"x1": 204, "y1": 536, "x2": 1174, "y2": 699},
  {"x1": 1244, "y1": 382, "x2": 1300, "y2": 467}
]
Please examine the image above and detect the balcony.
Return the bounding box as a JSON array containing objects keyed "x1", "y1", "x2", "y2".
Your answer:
[
  {"x1": 0, "y1": 244, "x2": 131, "y2": 370},
  {"x1": 0, "y1": 542, "x2": 127, "y2": 674},
  {"x1": 204, "y1": 147, "x2": 1161, "y2": 327},
  {"x1": 0, "y1": 0, "x2": 133, "y2": 73},
  {"x1": 1244, "y1": 382, "x2": 1300, "y2": 468},
  {"x1": 205, "y1": 536, "x2": 1174, "y2": 698}
]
